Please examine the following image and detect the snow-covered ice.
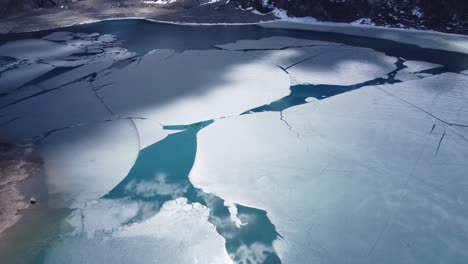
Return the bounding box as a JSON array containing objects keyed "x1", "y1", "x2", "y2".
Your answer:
[
  {"x1": 260, "y1": 21, "x2": 468, "y2": 55},
  {"x1": 285, "y1": 46, "x2": 396, "y2": 85},
  {"x1": 0, "y1": 39, "x2": 82, "y2": 60},
  {"x1": 215, "y1": 36, "x2": 340, "y2": 51},
  {"x1": 39, "y1": 119, "x2": 139, "y2": 208},
  {"x1": 0, "y1": 81, "x2": 113, "y2": 140},
  {"x1": 381, "y1": 73, "x2": 468, "y2": 125},
  {"x1": 189, "y1": 79, "x2": 468, "y2": 263},
  {"x1": 0, "y1": 62, "x2": 54, "y2": 94},
  {"x1": 217, "y1": 37, "x2": 396, "y2": 85},
  {"x1": 131, "y1": 118, "x2": 169, "y2": 150},
  {"x1": 395, "y1": 60, "x2": 442, "y2": 81},
  {"x1": 43, "y1": 198, "x2": 232, "y2": 264}
]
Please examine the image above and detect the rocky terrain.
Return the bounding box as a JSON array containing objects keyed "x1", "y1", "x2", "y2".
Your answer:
[
  {"x1": 0, "y1": 142, "x2": 41, "y2": 235},
  {"x1": 0, "y1": 0, "x2": 467, "y2": 34}
]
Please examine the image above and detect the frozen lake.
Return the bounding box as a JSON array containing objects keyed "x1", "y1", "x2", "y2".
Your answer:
[{"x1": 1, "y1": 20, "x2": 468, "y2": 264}]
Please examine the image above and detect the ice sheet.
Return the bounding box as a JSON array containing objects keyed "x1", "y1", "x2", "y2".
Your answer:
[
  {"x1": 0, "y1": 81, "x2": 112, "y2": 141},
  {"x1": 245, "y1": 43, "x2": 396, "y2": 85},
  {"x1": 43, "y1": 198, "x2": 231, "y2": 264},
  {"x1": 0, "y1": 39, "x2": 82, "y2": 60},
  {"x1": 131, "y1": 118, "x2": 168, "y2": 150},
  {"x1": 0, "y1": 62, "x2": 54, "y2": 94},
  {"x1": 260, "y1": 21, "x2": 468, "y2": 55},
  {"x1": 395, "y1": 60, "x2": 442, "y2": 81},
  {"x1": 381, "y1": 73, "x2": 468, "y2": 125},
  {"x1": 95, "y1": 49, "x2": 290, "y2": 125},
  {"x1": 189, "y1": 82, "x2": 468, "y2": 263},
  {"x1": 285, "y1": 46, "x2": 397, "y2": 85},
  {"x1": 39, "y1": 119, "x2": 140, "y2": 208},
  {"x1": 215, "y1": 36, "x2": 341, "y2": 51}
]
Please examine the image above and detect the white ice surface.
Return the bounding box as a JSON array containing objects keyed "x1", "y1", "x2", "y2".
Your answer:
[
  {"x1": 230, "y1": 38, "x2": 396, "y2": 85},
  {"x1": 286, "y1": 46, "x2": 396, "y2": 85},
  {"x1": 381, "y1": 73, "x2": 468, "y2": 125},
  {"x1": 189, "y1": 81, "x2": 468, "y2": 263},
  {"x1": 131, "y1": 118, "x2": 168, "y2": 150},
  {"x1": 94, "y1": 49, "x2": 290, "y2": 125},
  {"x1": 260, "y1": 21, "x2": 468, "y2": 55},
  {"x1": 395, "y1": 60, "x2": 442, "y2": 81},
  {"x1": 215, "y1": 36, "x2": 341, "y2": 51},
  {"x1": 0, "y1": 81, "x2": 112, "y2": 140},
  {"x1": 0, "y1": 62, "x2": 54, "y2": 94},
  {"x1": 404, "y1": 60, "x2": 441, "y2": 72},
  {"x1": 0, "y1": 39, "x2": 82, "y2": 60},
  {"x1": 43, "y1": 198, "x2": 231, "y2": 264},
  {"x1": 39, "y1": 119, "x2": 139, "y2": 208}
]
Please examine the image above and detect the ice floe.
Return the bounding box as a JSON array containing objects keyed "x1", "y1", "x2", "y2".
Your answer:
[
  {"x1": 43, "y1": 198, "x2": 231, "y2": 264},
  {"x1": 0, "y1": 39, "x2": 82, "y2": 60},
  {"x1": 94, "y1": 49, "x2": 290, "y2": 125},
  {"x1": 215, "y1": 36, "x2": 341, "y2": 51},
  {"x1": 39, "y1": 120, "x2": 139, "y2": 208},
  {"x1": 0, "y1": 62, "x2": 54, "y2": 94},
  {"x1": 0, "y1": 81, "x2": 113, "y2": 141},
  {"x1": 260, "y1": 21, "x2": 468, "y2": 55},
  {"x1": 131, "y1": 118, "x2": 168, "y2": 150},
  {"x1": 189, "y1": 80, "x2": 468, "y2": 263},
  {"x1": 395, "y1": 60, "x2": 442, "y2": 81},
  {"x1": 220, "y1": 37, "x2": 398, "y2": 85},
  {"x1": 381, "y1": 73, "x2": 468, "y2": 125},
  {"x1": 42, "y1": 31, "x2": 75, "y2": 42}
]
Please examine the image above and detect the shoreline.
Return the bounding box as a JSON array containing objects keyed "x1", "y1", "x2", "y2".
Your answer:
[
  {"x1": 1, "y1": 8, "x2": 468, "y2": 55},
  {"x1": 0, "y1": 143, "x2": 41, "y2": 235},
  {"x1": 0, "y1": 142, "x2": 68, "y2": 263}
]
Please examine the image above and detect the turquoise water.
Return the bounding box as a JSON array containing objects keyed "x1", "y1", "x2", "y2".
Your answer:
[{"x1": 105, "y1": 120, "x2": 281, "y2": 263}]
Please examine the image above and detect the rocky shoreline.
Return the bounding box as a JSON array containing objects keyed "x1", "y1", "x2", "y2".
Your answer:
[
  {"x1": 0, "y1": 142, "x2": 42, "y2": 236},
  {"x1": 0, "y1": 0, "x2": 467, "y2": 34}
]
